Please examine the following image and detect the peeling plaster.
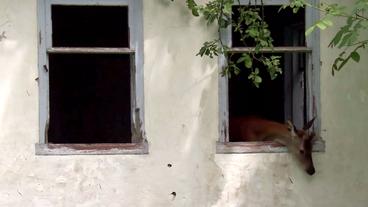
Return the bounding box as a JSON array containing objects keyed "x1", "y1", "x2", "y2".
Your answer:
[{"x1": 0, "y1": 0, "x2": 367, "y2": 207}]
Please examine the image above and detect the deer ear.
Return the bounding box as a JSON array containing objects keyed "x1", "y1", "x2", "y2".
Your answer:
[
  {"x1": 286, "y1": 120, "x2": 293, "y2": 131},
  {"x1": 303, "y1": 117, "x2": 316, "y2": 130},
  {"x1": 286, "y1": 121, "x2": 297, "y2": 137}
]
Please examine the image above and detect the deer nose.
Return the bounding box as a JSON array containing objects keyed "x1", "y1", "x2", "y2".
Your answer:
[{"x1": 306, "y1": 167, "x2": 315, "y2": 175}]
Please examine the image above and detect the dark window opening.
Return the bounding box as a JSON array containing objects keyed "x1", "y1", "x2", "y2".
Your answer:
[
  {"x1": 229, "y1": 6, "x2": 306, "y2": 142},
  {"x1": 232, "y1": 6, "x2": 305, "y2": 47},
  {"x1": 48, "y1": 54, "x2": 132, "y2": 143},
  {"x1": 52, "y1": 5, "x2": 129, "y2": 47},
  {"x1": 228, "y1": 54, "x2": 285, "y2": 123},
  {"x1": 48, "y1": 5, "x2": 132, "y2": 144}
]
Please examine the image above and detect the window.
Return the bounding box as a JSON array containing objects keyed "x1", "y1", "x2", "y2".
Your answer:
[
  {"x1": 36, "y1": 0, "x2": 147, "y2": 155},
  {"x1": 217, "y1": 0, "x2": 324, "y2": 153}
]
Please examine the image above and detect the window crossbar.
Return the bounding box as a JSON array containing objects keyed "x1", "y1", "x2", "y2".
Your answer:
[
  {"x1": 47, "y1": 47, "x2": 135, "y2": 54},
  {"x1": 229, "y1": 47, "x2": 312, "y2": 53}
]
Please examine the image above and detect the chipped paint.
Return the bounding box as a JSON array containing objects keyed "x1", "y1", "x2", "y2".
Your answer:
[
  {"x1": 132, "y1": 108, "x2": 145, "y2": 143},
  {"x1": 35, "y1": 142, "x2": 149, "y2": 155}
]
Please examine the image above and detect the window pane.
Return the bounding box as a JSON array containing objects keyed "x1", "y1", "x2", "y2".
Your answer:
[
  {"x1": 228, "y1": 54, "x2": 285, "y2": 122},
  {"x1": 52, "y1": 5, "x2": 129, "y2": 47},
  {"x1": 232, "y1": 6, "x2": 305, "y2": 47},
  {"x1": 48, "y1": 54, "x2": 131, "y2": 143},
  {"x1": 228, "y1": 54, "x2": 285, "y2": 142},
  {"x1": 228, "y1": 52, "x2": 307, "y2": 141}
]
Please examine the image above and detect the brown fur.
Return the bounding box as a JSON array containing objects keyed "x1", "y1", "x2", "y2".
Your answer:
[{"x1": 230, "y1": 116, "x2": 316, "y2": 175}]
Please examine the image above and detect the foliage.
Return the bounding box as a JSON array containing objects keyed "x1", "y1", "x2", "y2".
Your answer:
[
  {"x1": 172, "y1": 0, "x2": 282, "y2": 87},
  {"x1": 172, "y1": 0, "x2": 368, "y2": 85},
  {"x1": 287, "y1": 0, "x2": 368, "y2": 75}
]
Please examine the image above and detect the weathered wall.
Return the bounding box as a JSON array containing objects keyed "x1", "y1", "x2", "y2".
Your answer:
[{"x1": 0, "y1": 0, "x2": 367, "y2": 206}]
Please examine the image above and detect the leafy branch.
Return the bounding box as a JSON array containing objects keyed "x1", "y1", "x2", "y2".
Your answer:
[
  {"x1": 174, "y1": 0, "x2": 368, "y2": 80},
  {"x1": 286, "y1": 0, "x2": 368, "y2": 74},
  {"x1": 173, "y1": 0, "x2": 282, "y2": 87}
]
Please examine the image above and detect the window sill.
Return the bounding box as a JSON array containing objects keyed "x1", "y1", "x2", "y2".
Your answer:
[
  {"x1": 216, "y1": 139, "x2": 325, "y2": 154},
  {"x1": 35, "y1": 140, "x2": 149, "y2": 155}
]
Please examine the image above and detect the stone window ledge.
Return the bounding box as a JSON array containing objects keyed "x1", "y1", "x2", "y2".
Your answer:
[
  {"x1": 216, "y1": 139, "x2": 325, "y2": 154},
  {"x1": 35, "y1": 140, "x2": 149, "y2": 155}
]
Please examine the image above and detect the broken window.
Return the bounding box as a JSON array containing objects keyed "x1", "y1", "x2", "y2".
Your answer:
[
  {"x1": 229, "y1": 6, "x2": 306, "y2": 139},
  {"x1": 37, "y1": 0, "x2": 146, "y2": 155},
  {"x1": 217, "y1": 1, "x2": 323, "y2": 153}
]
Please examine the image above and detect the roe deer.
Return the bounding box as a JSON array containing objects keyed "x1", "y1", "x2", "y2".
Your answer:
[{"x1": 229, "y1": 116, "x2": 316, "y2": 175}]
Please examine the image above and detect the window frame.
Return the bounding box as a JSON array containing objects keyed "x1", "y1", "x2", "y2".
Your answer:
[
  {"x1": 36, "y1": 0, "x2": 148, "y2": 155},
  {"x1": 217, "y1": 0, "x2": 325, "y2": 153}
]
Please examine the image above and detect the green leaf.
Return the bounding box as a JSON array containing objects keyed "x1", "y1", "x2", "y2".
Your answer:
[
  {"x1": 305, "y1": 26, "x2": 316, "y2": 36},
  {"x1": 186, "y1": 0, "x2": 199, "y2": 16},
  {"x1": 316, "y1": 21, "x2": 328, "y2": 30},
  {"x1": 329, "y1": 28, "x2": 346, "y2": 47},
  {"x1": 244, "y1": 55, "x2": 252, "y2": 69},
  {"x1": 322, "y1": 18, "x2": 333, "y2": 27},
  {"x1": 236, "y1": 56, "x2": 246, "y2": 64},
  {"x1": 338, "y1": 32, "x2": 353, "y2": 48},
  {"x1": 224, "y1": 2, "x2": 232, "y2": 15},
  {"x1": 254, "y1": 68, "x2": 259, "y2": 74},
  {"x1": 351, "y1": 51, "x2": 360, "y2": 62},
  {"x1": 278, "y1": 5, "x2": 288, "y2": 12},
  {"x1": 255, "y1": 76, "x2": 262, "y2": 83},
  {"x1": 192, "y1": 8, "x2": 199, "y2": 16}
]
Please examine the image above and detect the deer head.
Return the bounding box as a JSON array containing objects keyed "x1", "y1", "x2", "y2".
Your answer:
[{"x1": 288, "y1": 118, "x2": 316, "y2": 175}]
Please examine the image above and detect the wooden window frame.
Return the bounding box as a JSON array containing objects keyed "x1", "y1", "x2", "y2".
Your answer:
[
  {"x1": 36, "y1": 0, "x2": 148, "y2": 155},
  {"x1": 217, "y1": 0, "x2": 325, "y2": 153}
]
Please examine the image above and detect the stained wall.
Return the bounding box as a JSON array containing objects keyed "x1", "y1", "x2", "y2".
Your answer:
[{"x1": 0, "y1": 0, "x2": 367, "y2": 206}]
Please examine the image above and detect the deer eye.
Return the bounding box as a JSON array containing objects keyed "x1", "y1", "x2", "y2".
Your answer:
[{"x1": 299, "y1": 149, "x2": 305, "y2": 154}]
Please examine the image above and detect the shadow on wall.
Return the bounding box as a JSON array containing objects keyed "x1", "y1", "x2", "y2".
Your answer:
[{"x1": 0, "y1": 31, "x2": 6, "y2": 41}]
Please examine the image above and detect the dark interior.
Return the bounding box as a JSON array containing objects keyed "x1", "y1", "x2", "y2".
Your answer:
[
  {"x1": 232, "y1": 6, "x2": 305, "y2": 47},
  {"x1": 48, "y1": 54, "x2": 132, "y2": 143},
  {"x1": 52, "y1": 5, "x2": 129, "y2": 47},
  {"x1": 229, "y1": 6, "x2": 305, "y2": 141},
  {"x1": 228, "y1": 53, "x2": 285, "y2": 123}
]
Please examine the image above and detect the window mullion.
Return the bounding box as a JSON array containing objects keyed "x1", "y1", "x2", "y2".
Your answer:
[{"x1": 218, "y1": 22, "x2": 232, "y2": 143}]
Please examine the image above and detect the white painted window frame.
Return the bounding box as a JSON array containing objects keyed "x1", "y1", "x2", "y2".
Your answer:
[
  {"x1": 217, "y1": 0, "x2": 325, "y2": 153},
  {"x1": 36, "y1": 0, "x2": 148, "y2": 155}
]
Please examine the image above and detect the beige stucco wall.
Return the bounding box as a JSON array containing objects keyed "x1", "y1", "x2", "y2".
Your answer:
[{"x1": 0, "y1": 0, "x2": 367, "y2": 206}]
